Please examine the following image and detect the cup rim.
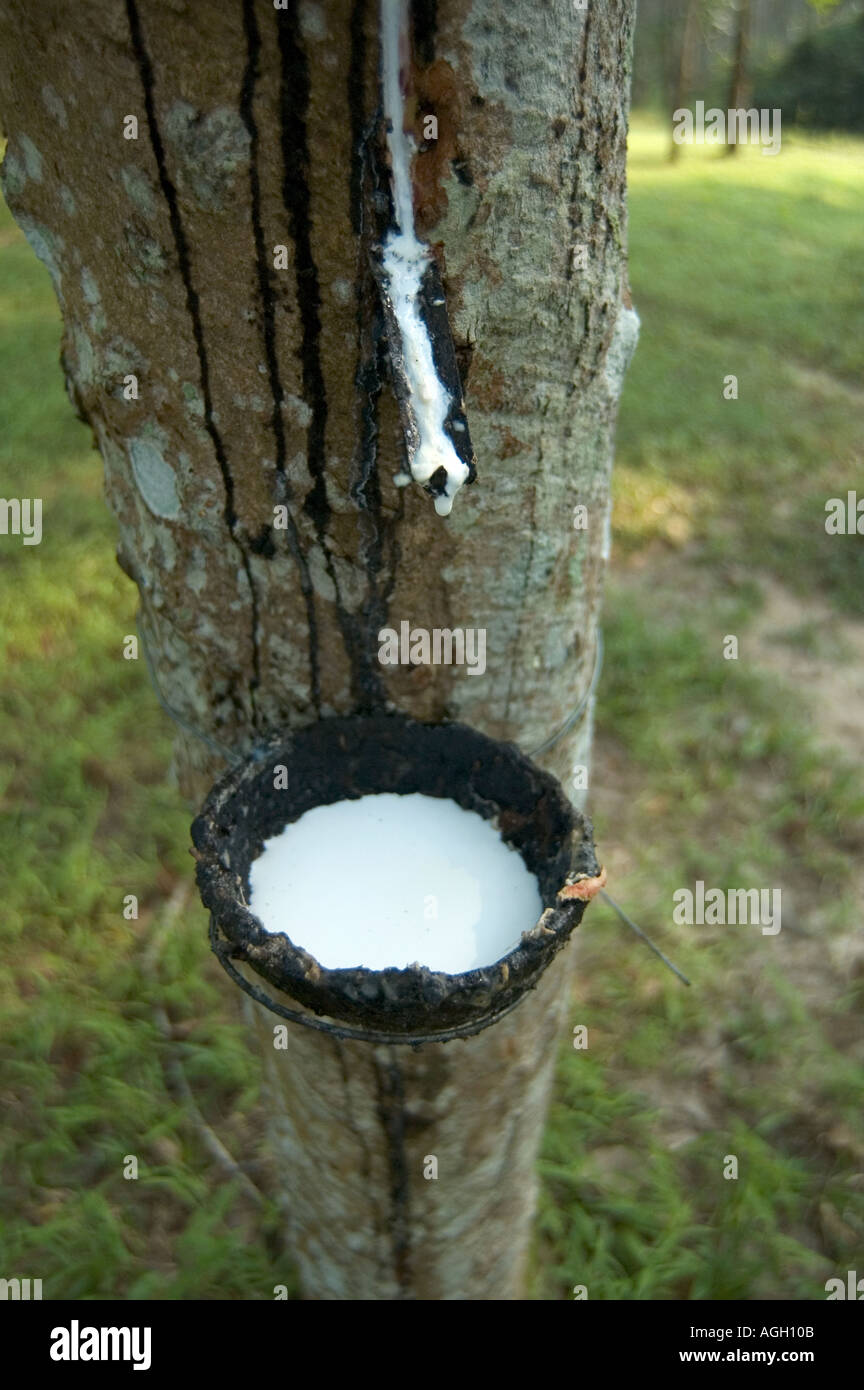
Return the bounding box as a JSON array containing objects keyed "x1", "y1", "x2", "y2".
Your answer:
[{"x1": 191, "y1": 711, "x2": 599, "y2": 1036}]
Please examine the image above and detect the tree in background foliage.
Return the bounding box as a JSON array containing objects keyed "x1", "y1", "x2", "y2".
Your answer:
[{"x1": 754, "y1": 6, "x2": 864, "y2": 132}]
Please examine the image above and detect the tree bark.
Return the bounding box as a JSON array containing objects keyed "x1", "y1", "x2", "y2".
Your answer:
[{"x1": 0, "y1": 0, "x2": 638, "y2": 1299}]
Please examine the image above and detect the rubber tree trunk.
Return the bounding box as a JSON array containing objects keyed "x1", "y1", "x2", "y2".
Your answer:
[{"x1": 0, "y1": 0, "x2": 638, "y2": 1299}]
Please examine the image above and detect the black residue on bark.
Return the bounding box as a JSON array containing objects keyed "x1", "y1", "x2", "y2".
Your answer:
[
  {"x1": 347, "y1": 0, "x2": 380, "y2": 521},
  {"x1": 125, "y1": 0, "x2": 262, "y2": 724},
  {"x1": 374, "y1": 1053, "x2": 414, "y2": 1295},
  {"x1": 346, "y1": 23, "x2": 399, "y2": 713},
  {"x1": 418, "y1": 260, "x2": 477, "y2": 482},
  {"x1": 241, "y1": 0, "x2": 322, "y2": 716},
  {"x1": 451, "y1": 154, "x2": 473, "y2": 187},
  {"x1": 277, "y1": 2, "x2": 383, "y2": 711},
  {"x1": 350, "y1": 283, "x2": 403, "y2": 713},
  {"x1": 248, "y1": 523, "x2": 277, "y2": 559},
  {"x1": 276, "y1": 4, "x2": 330, "y2": 536},
  {"x1": 349, "y1": 293, "x2": 390, "y2": 704},
  {"x1": 348, "y1": 0, "x2": 370, "y2": 237},
  {"x1": 240, "y1": 3, "x2": 284, "y2": 480},
  {"x1": 411, "y1": 0, "x2": 438, "y2": 66},
  {"x1": 350, "y1": 298, "x2": 392, "y2": 535}
]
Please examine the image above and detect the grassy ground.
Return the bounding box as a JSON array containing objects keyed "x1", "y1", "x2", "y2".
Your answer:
[
  {"x1": 1, "y1": 119, "x2": 862, "y2": 1299},
  {"x1": 532, "y1": 121, "x2": 864, "y2": 1301}
]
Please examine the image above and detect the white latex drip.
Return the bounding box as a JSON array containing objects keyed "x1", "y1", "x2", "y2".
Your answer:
[{"x1": 380, "y1": 0, "x2": 469, "y2": 516}]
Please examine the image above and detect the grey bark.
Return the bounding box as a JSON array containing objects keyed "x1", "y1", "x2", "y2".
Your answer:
[{"x1": 0, "y1": 0, "x2": 637, "y2": 1299}]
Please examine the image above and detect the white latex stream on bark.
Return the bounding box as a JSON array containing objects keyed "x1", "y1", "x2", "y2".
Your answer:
[{"x1": 379, "y1": 0, "x2": 469, "y2": 515}]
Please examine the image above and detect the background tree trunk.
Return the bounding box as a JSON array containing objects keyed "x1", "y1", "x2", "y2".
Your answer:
[
  {"x1": 725, "y1": 0, "x2": 752, "y2": 154},
  {"x1": 0, "y1": 0, "x2": 638, "y2": 1299},
  {"x1": 669, "y1": 0, "x2": 701, "y2": 162}
]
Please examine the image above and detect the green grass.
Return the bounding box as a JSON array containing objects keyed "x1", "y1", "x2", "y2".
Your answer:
[
  {"x1": 0, "y1": 182, "x2": 290, "y2": 1297},
  {"x1": 528, "y1": 122, "x2": 864, "y2": 1301},
  {"x1": 616, "y1": 120, "x2": 864, "y2": 612},
  {"x1": 531, "y1": 594, "x2": 864, "y2": 1298},
  {"x1": 2, "y1": 119, "x2": 863, "y2": 1299}
]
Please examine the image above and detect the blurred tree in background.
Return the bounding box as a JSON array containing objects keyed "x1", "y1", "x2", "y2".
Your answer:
[
  {"x1": 754, "y1": 10, "x2": 864, "y2": 131},
  {"x1": 633, "y1": 0, "x2": 861, "y2": 134}
]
